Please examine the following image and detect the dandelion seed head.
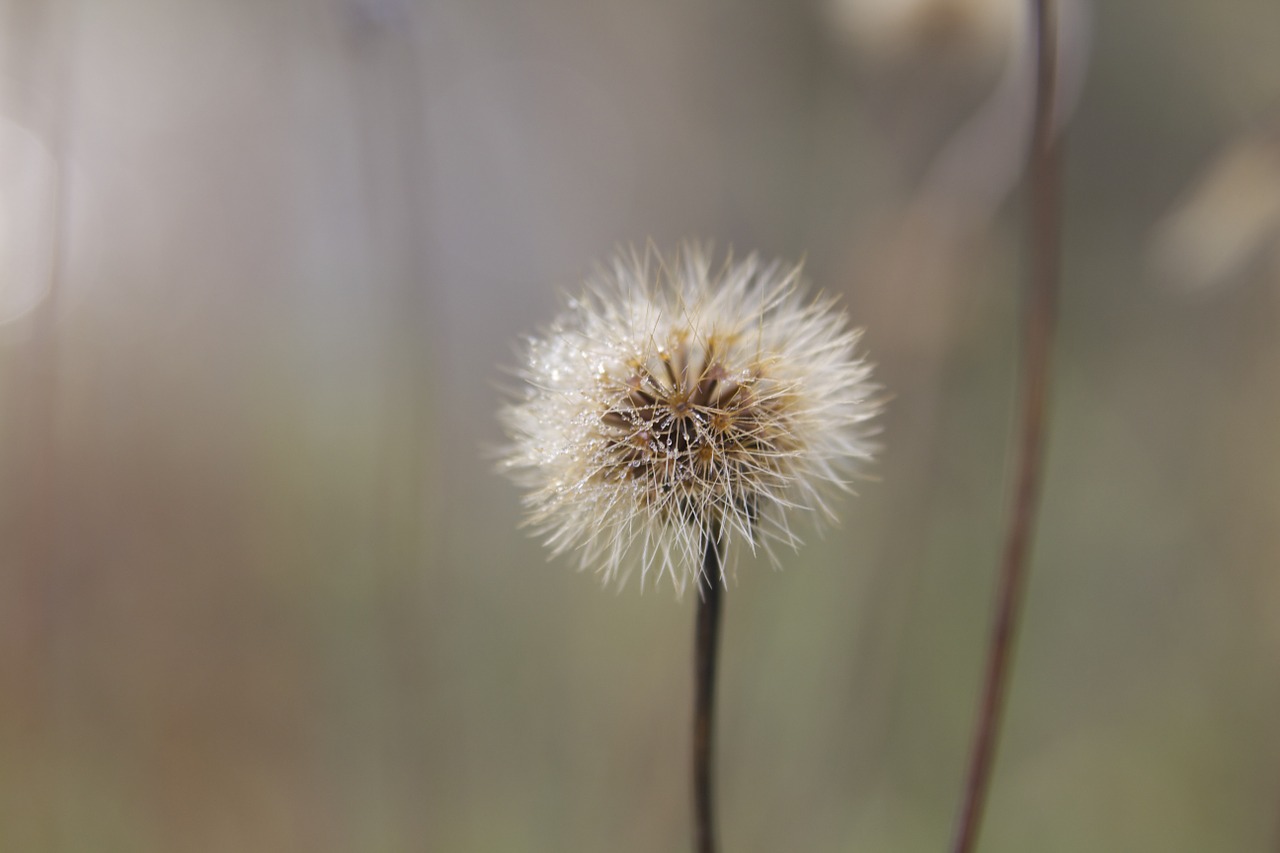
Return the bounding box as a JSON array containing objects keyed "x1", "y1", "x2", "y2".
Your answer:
[{"x1": 499, "y1": 244, "x2": 881, "y2": 596}]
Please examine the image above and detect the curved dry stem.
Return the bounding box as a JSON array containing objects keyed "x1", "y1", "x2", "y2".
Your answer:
[{"x1": 948, "y1": 2, "x2": 1063, "y2": 852}]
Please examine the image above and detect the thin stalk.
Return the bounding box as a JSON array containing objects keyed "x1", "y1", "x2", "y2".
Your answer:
[
  {"x1": 694, "y1": 522, "x2": 724, "y2": 853},
  {"x1": 948, "y1": 2, "x2": 1062, "y2": 852}
]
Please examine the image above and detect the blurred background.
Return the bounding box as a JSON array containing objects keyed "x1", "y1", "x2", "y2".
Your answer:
[{"x1": 3, "y1": 0, "x2": 1279, "y2": 850}]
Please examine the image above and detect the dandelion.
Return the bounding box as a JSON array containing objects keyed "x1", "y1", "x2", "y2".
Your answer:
[
  {"x1": 499, "y1": 243, "x2": 881, "y2": 852},
  {"x1": 499, "y1": 244, "x2": 880, "y2": 595}
]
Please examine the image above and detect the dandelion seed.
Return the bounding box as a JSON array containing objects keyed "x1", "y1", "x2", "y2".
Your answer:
[{"x1": 499, "y1": 243, "x2": 881, "y2": 596}]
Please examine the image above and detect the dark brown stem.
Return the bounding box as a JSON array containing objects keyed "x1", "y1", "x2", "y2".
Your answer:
[
  {"x1": 948, "y1": 2, "x2": 1062, "y2": 852},
  {"x1": 694, "y1": 522, "x2": 724, "y2": 853}
]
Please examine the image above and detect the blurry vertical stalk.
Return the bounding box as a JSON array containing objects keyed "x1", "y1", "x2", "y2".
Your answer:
[
  {"x1": 3, "y1": 1, "x2": 75, "y2": 847},
  {"x1": 948, "y1": 1, "x2": 1062, "y2": 852},
  {"x1": 693, "y1": 521, "x2": 724, "y2": 853},
  {"x1": 322, "y1": 11, "x2": 445, "y2": 827},
  {"x1": 341, "y1": 14, "x2": 436, "y2": 584}
]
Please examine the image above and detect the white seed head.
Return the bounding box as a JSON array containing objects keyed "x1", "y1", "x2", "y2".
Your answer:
[{"x1": 499, "y1": 244, "x2": 881, "y2": 596}]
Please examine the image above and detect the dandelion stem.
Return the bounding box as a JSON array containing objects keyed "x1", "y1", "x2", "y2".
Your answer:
[
  {"x1": 948, "y1": 2, "x2": 1062, "y2": 852},
  {"x1": 694, "y1": 521, "x2": 724, "y2": 853}
]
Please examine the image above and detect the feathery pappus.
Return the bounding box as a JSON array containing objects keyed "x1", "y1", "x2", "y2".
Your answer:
[{"x1": 499, "y1": 244, "x2": 881, "y2": 596}]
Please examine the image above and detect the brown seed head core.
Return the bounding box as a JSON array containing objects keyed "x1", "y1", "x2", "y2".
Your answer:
[{"x1": 595, "y1": 334, "x2": 795, "y2": 521}]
